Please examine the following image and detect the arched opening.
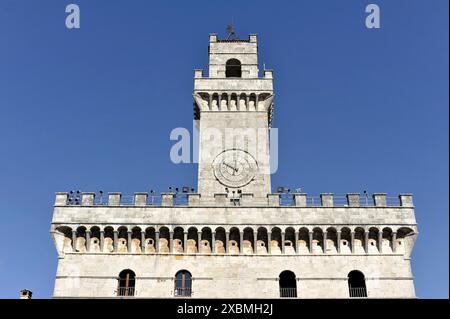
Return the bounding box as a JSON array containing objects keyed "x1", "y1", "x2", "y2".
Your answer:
[
  {"x1": 103, "y1": 226, "x2": 114, "y2": 253},
  {"x1": 229, "y1": 227, "x2": 240, "y2": 254},
  {"x1": 145, "y1": 227, "x2": 156, "y2": 253},
  {"x1": 271, "y1": 227, "x2": 282, "y2": 254},
  {"x1": 90, "y1": 226, "x2": 101, "y2": 252},
  {"x1": 75, "y1": 226, "x2": 86, "y2": 252},
  {"x1": 396, "y1": 227, "x2": 414, "y2": 254},
  {"x1": 131, "y1": 227, "x2": 142, "y2": 253},
  {"x1": 298, "y1": 227, "x2": 310, "y2": 253},
  {"x1": 285, "y1": 227, "x2": 296, "y2": 254},
  {"x1": 200, "y1": 227, "x2": 212, "y2": 253},
  {"x1": 56, "y1": 226, "x2": 73, "y2": 253},
  {"x1": 239, "y1": 93, "x2": 247, "y2": 111},
  {"x1": 214, "y1": 227, "x2": 226, "y2": 253},
  {"x1": 243, "y1": 227, "x2": 254, "y2": 254},
  {"x1": 117, "y1": 269, "x2": 136, "y2": 297},
  {"x1": 326, "y1": 227, "x2": 338, "y2": 254},
  {"x1": 340, "y1": 227, "x2": 352, "y2": 254},
  {"x1": 348, "y1": 270, "x2": 367, "y2": 298},
  {"x1": 382, "y1": 227, "x2": 393, "y2": 253},
  {"x1": 159, "y1": 227, "x2": 170, "y2": 253},
  {"x1": 225, "y1": 59, "x2": 242, "y2": 78},
  {"x1": 117, "y1": 226, "x2": 128, "y2": 253},
  {"x1": 368, "y1": 227, "x2": 380, "y2": 253},
  {"x1": 173, "y1": 227, "x2": 184, "y2": 253},
  {"x1": 279, "y1": 270, "x2": 297, "y2": 298},
  {"x1": 354, "y1": 227, "x2": 365, "y2": 254},
  {"x1": 187, "y1": 227, "x2": 198, "y2": 253},
  {"x1": 312, "y1": 227, "x2": 323, "y2": 254},
  {"x1": 174, "y1": 270, "x2": 192, "y2": 297},
  {"x1": 256, "y1": 227, "x2": 268, "y2": 254}
]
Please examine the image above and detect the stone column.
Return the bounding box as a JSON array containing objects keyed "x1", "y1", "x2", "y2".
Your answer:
[
  {"x1": 113, "y1": 231, "x2": 118, "y2": 252},
  {"x1": 169, "y1": 231, "x2": 174, "y2": 253},
  {"x1": 253, "y1": 232, "x2": 257, "y2": 254},
  {"x1": 308, "y1": 231, "x2": 313, "y2": 253},
  {"x1": 294, "y1": 231, "x2": 299, "y2": 254},
  {"x1": 72, "y1": 230, "x2": 77, "y2": 251},
  {"x1": 392, "y1": 232, "x2": 397, "y2": 253},
  {"x1": 378, "y1": 231, "x2": 383, "y2": 253},
  {"x1": 100, "y1": 230, "x2": 105, "y2": 252},
  {"x1": 211, "y1": 232, "x2": 215, "y2": 253},
  {"x1": 267, "y1": 232, "x2": 272, "y2": 254},
  {"x1": 85, "y1": 230, "x2": 91, "y2": 252},
  {"x1": 141, "y1": 231, "x2": 145, "y2": 253},
  {"x1": 281, "y1": 232, "x2": 285, "y2": 254},
  {"x1": 323, "y1": 231, "x2": 327, "y2": 254},
  {"x1": 364, "y1": 231, "x2": 369, "y2": 253},
  {"x1": 239, "y1": 231, "x2": 244, "y2": 254},
  {"x1": 127, "y1": 231, "x2": 132, "y2": 253},
  {"x1": 350, "y1": 231, "x2": 355, "y2": 254},
  {"x1": 155, "y1": 231, "x2": 160, "y2": 253},
  {"x1": 197, "y1": 231, "x2": 202, "y2": 253},
  {"x1": 184, "y1": 232, "x2": 188, "y2": 253},
  {"x1": 225, "y1": 232, "x2": 230, "y2": 253},
  {"x1": 336, "y1": 231, "x2": 341, "y2": 254}
]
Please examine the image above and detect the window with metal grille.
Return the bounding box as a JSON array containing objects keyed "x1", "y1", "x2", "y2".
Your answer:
[
  {"x1": 279, "y1": 270, "x2": 297, "y2": 298},
  {"x1": 174, "y1": 270, "x2": 192, "y2": 297},
  {"x1": 117, "y1": 269, "x2": 136, "y2": 297},
  {"x1": 348, "y1": 270, "x2": 367, "y2": 298}
]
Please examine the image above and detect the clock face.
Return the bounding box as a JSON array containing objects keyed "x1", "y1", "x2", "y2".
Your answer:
[{"x1": 212, "y1": 149, "x2": 258, "y2": 188}]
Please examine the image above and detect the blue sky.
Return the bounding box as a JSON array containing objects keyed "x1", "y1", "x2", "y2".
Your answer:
[{"x1": 0, "y1": 0, "x2": 448, "y2": 298}]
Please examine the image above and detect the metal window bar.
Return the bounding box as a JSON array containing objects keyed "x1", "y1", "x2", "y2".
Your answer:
[
  {"x1": 119, "y1": 195, "x2": 135, "y2": 205},
  {"x1": 147, "y1": 194, "x2": 162, "y2": 205},
  {"x1": 94, "y1": 193, "x2": 108, "y2": 205},
  {"x1": 349, "y1": 287, "x2": 367, "y2": 298},
  {"x1": 279, "y1": 287, "x2": 297, "y2": 298},
  {"x1": 279, "y1": 193, "x2": 295, "y2": 206},
  {"x1": 174, "y1": 287, "x2": 192, "y2": 297},
  {"x1": 116, "y1": 287, "x2": 135, "y2": 297},
  {"x1": 174, "y1": 193, "x2": 189, "y2": 206}
]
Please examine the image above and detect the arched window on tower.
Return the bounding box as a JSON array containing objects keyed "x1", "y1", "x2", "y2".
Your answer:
[
  {"x1": 348, "y1": 270, "x2": 367, "y2": 298},
  {"x1": 279, "y1": 270, "x2": 297, "y2": 298},
  {"x1": 117, "y1": 269, "x2": 136, "y2": 297},
  {"x1": 174, "y1": 270, "x2": 192, "y2": 297},
  {"x1": 226, "y1": 59, "x2": 242, "y2": 78}
]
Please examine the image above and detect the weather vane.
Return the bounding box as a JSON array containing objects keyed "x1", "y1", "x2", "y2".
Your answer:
[{"x1": 226, "y1": 21, "x2": 238, "y2": 40}]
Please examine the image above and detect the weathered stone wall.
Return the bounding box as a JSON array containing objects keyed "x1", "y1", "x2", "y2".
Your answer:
[{"x1": 53, "y1": 253, "x2": 415, "y2": 298}]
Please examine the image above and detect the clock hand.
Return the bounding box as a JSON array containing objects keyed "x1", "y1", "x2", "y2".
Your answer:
[{"x1": 224, "y1": 162, "x2": 239, "y2": 173}]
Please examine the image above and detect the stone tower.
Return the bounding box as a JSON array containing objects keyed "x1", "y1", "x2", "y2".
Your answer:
[
  {"x1": 194, "y1": 33, "x2": 273, "y2": 203},
  {"x1": 51, "y1": 33, "x2": 418, "y2": 299}
]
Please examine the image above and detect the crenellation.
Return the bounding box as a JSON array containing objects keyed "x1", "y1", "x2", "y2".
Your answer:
[
  {"x1": 161, "y1": 193, "x2": 174, "y2": 206},
  {"x1": 108, "y1": 192, "x2": 121, "y2": 206},
  {"x1": 81, "y1": 192, "x2": 95, "y2": 206},
  {"x1": 55, "y1": 192, "x2": 68, "y2": 206},
  {"x1": 320, "y1": 193, "x2": 334, "y2": 207},
  {"x1": 346, "y1": 193, "x2": 360, "y2": 207},
  {"x1": 399, "y1": 194, "x2": 414, "y2": 207},
  {"x1": 134, "y1": 193, "x2": 148, "y2": 206},
  {"x1": 373, "y1": 193, "x2": 387, "y2": 207}
]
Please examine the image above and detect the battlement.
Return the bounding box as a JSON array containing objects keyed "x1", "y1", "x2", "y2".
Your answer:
[{"x1": 55, "y1": 191, "x2": 413, "y2": 208}]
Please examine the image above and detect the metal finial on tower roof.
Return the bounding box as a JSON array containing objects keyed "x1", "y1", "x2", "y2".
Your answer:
[{"x1": 226, "y1": 23, "x2": 238, "y2": 40}]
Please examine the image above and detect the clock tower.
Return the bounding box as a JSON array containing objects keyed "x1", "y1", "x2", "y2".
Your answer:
[{"x1": 194, "y1": 33, "x2": 274, "y2": 202}]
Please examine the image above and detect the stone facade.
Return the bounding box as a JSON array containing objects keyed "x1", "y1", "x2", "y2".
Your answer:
[{"x1": 50, "y1": 33, "x2": 418, "y2": 299}]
